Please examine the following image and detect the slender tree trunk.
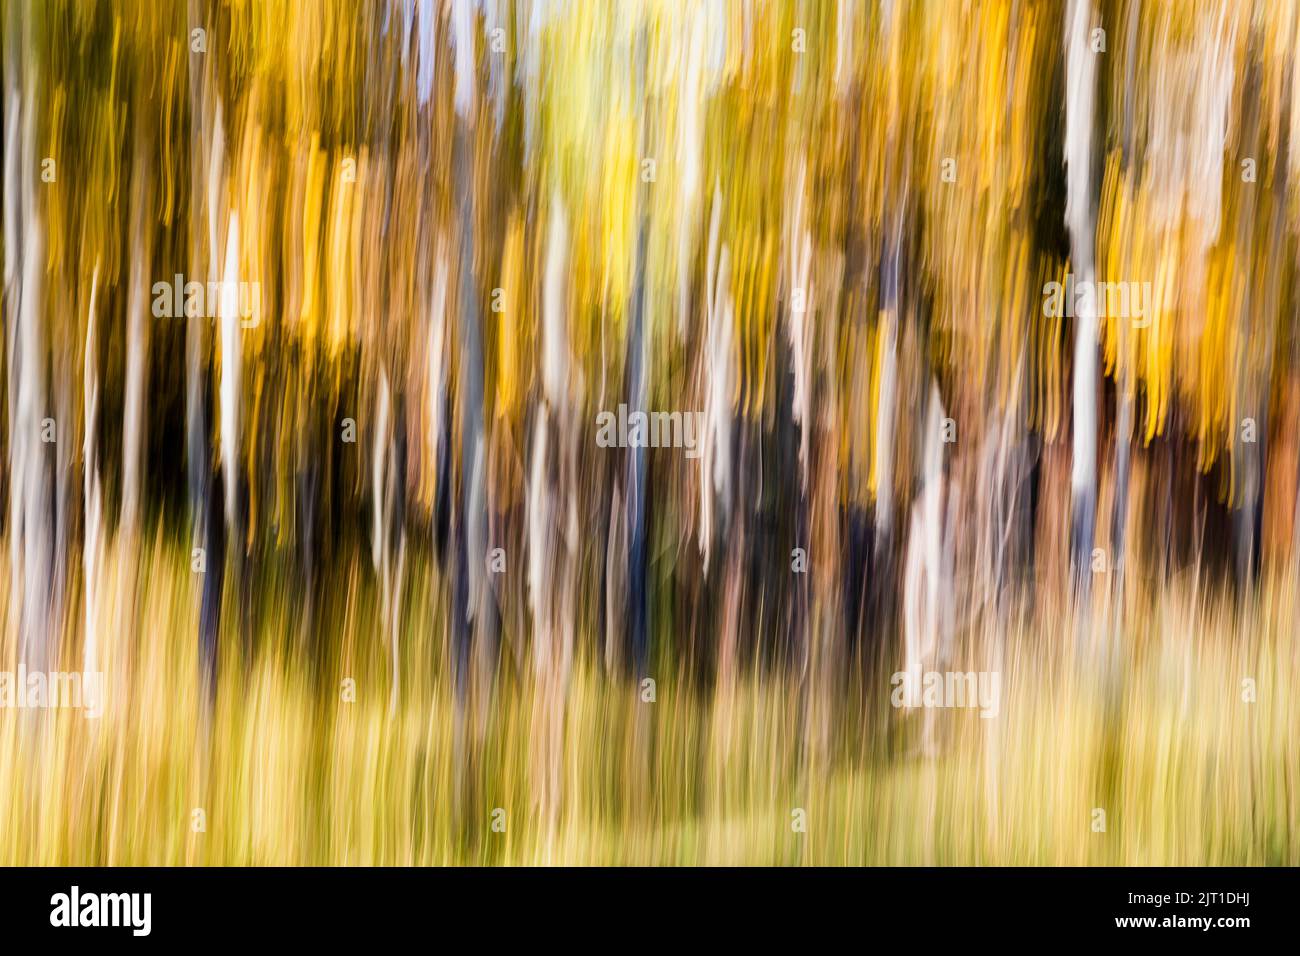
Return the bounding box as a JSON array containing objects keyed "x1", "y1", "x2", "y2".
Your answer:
[
  {"x1": 5, "y1": 0, "x2": 53, "y2": 680},
  {"x1": 122, "y1": 130, "x2": 154, "y2": 540},
  {"x1": 1065, "y1": 0, "x2": 1099, "y2": 586},
  {"x1": 188, "y1": 0, "x2": 220, "y2": 704},
  {"x1": 627, "y1": 38, "x2": 650, "y2": 676},
  {"x1": 83, "y1": 269, "x2": 103, "y2": 677}
]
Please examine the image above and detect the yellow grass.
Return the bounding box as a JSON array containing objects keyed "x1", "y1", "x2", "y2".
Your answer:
[{"x1": 0, "y1": 528, "x2": 1295, "y2": 865}]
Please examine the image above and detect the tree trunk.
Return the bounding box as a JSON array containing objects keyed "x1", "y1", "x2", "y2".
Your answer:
[{"x1": 1065, "y1": 0, "x2": 1099, "y2": 586}]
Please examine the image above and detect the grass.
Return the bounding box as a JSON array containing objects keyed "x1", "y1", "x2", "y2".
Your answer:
[{"x1": 0, "y1": 527, "x2": 1295, "y2": 865}]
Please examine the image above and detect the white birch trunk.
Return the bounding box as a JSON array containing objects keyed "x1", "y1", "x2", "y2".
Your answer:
[
  {"x1": 83, "y1": 269, "x2": 104, "y2": 676},
  {"x1": 1065, "y1": 0, "x2": 1099, "y2": 569}
]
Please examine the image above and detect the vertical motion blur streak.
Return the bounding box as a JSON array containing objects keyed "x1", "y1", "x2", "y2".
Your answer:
[{"x1": 0, "y1": 0, "x2": 1296, "y2": 865}]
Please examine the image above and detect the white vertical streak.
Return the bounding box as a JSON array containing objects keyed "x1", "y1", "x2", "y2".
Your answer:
[
  {"x1": 84, "y1": 268, "x2": 103, "y2": 675},
  {"x1": 219, "y1": 214, "x2": 242, "y2": 534},
  {"x1": 1065, "y1": 0, "x2": 1098, "y2": 508}
]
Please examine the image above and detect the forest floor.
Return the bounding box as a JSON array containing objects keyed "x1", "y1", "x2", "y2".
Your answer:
[{"x1": 0, "y1": 529, "x2": 1294, "y2": 865}]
